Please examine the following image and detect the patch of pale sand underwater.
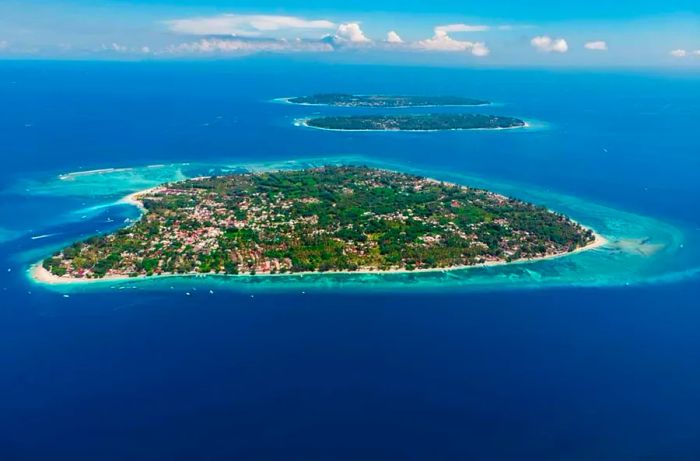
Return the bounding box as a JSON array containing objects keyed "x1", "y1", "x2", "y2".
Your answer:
[{"x1": 611, "y1": 238, "x2": 666, "y2": 257}]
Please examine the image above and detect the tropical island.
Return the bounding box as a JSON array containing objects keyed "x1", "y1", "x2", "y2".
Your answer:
[
  {"x1": 301, "y1": 114, "x2": 526, "y2": 131},
  {"x1": 36, "y1": 166, "x2": 599, "y2": 283},
  {"x1": 286, "y1": 94, "x2": 489, "y2": 107}
]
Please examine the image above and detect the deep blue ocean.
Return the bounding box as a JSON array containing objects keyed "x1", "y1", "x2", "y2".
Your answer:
[{"x1": 1, "y1": 60, "x2": 699, "y2": 460}]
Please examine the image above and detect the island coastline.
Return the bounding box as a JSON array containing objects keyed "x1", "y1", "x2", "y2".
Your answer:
[
  {"x1": 29, "y1": 174, "x2": 608, "y2": 286},
  {"x1": 295, "y1": 117, "x2": 530, "y2": 132},
  {"x1": 29, "y1": 232, "x2": 607, "y2": 285},
  {"x1": 119, "y1": 186, "x2": 164, "y2": 212},
  {"x1": 276, "y1": 96, "x2": 492, "y2": 109}
]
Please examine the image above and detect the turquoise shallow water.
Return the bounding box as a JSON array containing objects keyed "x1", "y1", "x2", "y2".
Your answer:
[{"x1": 15, "y1": 156, "x2": 696, "y2": 293}]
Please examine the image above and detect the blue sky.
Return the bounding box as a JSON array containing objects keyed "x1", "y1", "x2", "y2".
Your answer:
[{"x1": 1, "y1": 0, "x2": 698, "y2": 66}]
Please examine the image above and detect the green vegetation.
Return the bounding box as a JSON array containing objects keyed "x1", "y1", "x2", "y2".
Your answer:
[
  {"x1": 43, "y1": 166, "x2": 593, "y2": 279},
  {"x1": 288, "y1": 94, "x2": 489, "y2": 107},
  {"x1": 304, "y1": 114, "x2": 525, "y2": 131}
]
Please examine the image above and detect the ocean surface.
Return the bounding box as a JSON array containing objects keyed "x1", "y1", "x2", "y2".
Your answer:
[{"x1": 1, "y1": 60, "x2": 699, "y2": 460}]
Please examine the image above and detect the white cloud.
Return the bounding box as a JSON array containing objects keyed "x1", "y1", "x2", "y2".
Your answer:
[
  {"x1": 99, "y1": 43, "x2": 154, "y2": 54},
  {"x1": 433, "y1": 23, "x2": 527, "y2": 33},
  {"x1": 471, "y1": 42, "x2": 490, "y2": 57},
  {"x1": 334, "y1": 23, "x2": 371, "y2": 43},
  {"x1": 386, "y1": 31, "x2": 403, "y2": 43},
  {"x1": 531, "y1": 36, "x2": 568, "y2": 53},
  {"x1": 0, "y1": 40, "x2": 8, "y2": 50},
  {"x1": 584, "y1": 40, "x2": 608, "y2": 51},
  {"x1": 670, "y1": 49, "x2": 687, "y2": 57},
  {"x1": 417, "y1": 31, "x2": 471, "y2": 51},
  {"x1": 670, "y1": 49, "x2": 700, "y2": 58},
  {"x1": 416, "y1": 30, "x2": 489, "y2": 56},
  {"x1": 435, "y1": 24, "x2": 490, "y2": 33},
  {"x1": 102, "y1": 43, "x2": 128, "y2": 53},
  {"x1": 167, "y1": 14, "x2": 335, "y2": 37},
  {"x1": 167, "y1": 38, "x2": 333, "y2": 55}
]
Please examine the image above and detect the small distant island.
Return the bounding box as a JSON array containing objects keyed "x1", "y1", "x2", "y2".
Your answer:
[
  {"x1": 35, "y1": 166, "x2": 600, "y2": 283},
  {"x1": 301, "y1": 114, "x2": 526, "y2": 131},
  {"x1": 286, "y1": 94, "x2": 489, "y2": 108}
]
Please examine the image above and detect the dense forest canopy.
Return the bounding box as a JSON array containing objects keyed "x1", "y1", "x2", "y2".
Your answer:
[{"x1": 304, "y1": 114, "x2": 525, "y2": 131}]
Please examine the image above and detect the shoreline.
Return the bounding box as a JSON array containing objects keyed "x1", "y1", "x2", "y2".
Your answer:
[
  {"x1": 29, "y1": 230, "x2": 607, "y2": 286},
  {"x1": 274, "y1": 96, "x2": 491, "y2": 109},
  {"x1": 295, "y1": 118, "x2": 529, "y2": 132},
  {"x1": 28, "y1": 172, "x2": 608, "y2": 286},
  {"x1": 118, "y1": 185, "x2": 164, "y2": 213}
]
